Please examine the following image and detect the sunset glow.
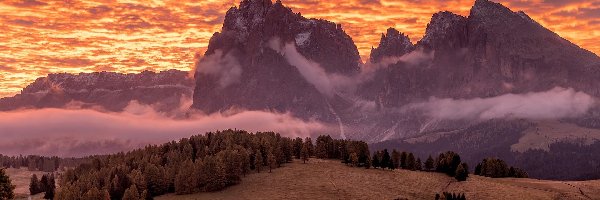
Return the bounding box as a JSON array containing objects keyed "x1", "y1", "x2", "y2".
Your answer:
[{"x1": 1, "y1": 0, "x2": 598, "y2": 97}]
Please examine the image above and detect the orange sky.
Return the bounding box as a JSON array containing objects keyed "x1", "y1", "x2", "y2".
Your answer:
[{"x1": 0, "y1": 0, "x2": 599, "y2": 98}]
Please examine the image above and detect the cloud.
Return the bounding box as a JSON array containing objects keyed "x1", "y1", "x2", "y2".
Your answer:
[
  {"x1": 408, "y1": 87, "x2": 596, "y2": 120},
  {"x1": 194, "y1": 50, "x2": 242, "y2": 88},
  {"x1": 0, "y1": 101, "x2": 329, "y2": 157},
  {"x1": 268, "y1": 38, "x2": 355, "y2": 97},
  {"x1": 371, "y1": 48, "x2": 434, "y2": 68}
]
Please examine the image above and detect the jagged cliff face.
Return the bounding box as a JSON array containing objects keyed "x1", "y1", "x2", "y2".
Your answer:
[
  {"x1": 366, "y1": 0, "x2": 600, "y2": 109},
  {"x1": 187, "y1": 0, "x2": 600, "y2": 142},
  {"x1": 192, "y1": 0, "x2": 361, "y2": 125},
  {"x1": 0, "y1": 70, "x2": 193, "y2": 112}
]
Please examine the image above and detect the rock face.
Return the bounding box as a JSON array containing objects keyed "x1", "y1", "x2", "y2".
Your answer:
[
  {"x1": 192, "y1": 0, "x2": 361, "y2": 125},
  {"x1": 369, "y1": 28, "x2": 415, "y2": 63},
  {"x1": 365, "y1": 0, "x2": 600, "y2": 110},
  {"x1": 0, "y1": 70, "x2": 194, "y2": 112}
]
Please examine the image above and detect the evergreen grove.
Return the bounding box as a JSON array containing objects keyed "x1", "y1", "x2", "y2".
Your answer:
[{"x1": 0, "y1": 130, "x2": 529, "y2": 199}]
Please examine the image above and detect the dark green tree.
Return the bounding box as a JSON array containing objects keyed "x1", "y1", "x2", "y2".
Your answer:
[
  {"x1": 455, "y1": 163, "x2": 469, "y2": 181},
  {"x1": 391, "y1": 150, "x2": 401, "y2": 169},
  {"x1": 29, "y1": 174, "x2": 41, "y2": 195},
  {"x1": 424, "y1": 155, "x2": 435, "y2": 171},
  {"x1": 371, "y1": 151, "x2": 380, "y2": 169},
  {"x1": 400, "y1": 151, "x2": 408, "y2": 169},
  {"x1": 0, "y1": 168, "x2": 15, "y2": 200},
  {"x1": 381, "y1": 149, "x2": 391, "y2": 170}
]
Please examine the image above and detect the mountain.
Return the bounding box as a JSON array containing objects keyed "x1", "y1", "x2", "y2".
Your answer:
[
  {"x1": 188, "y1": 0, "x2": 600, "y2": 180},
  {"x1": 0, "y1": 70, "x2": 193, "y2": 112},
  {"x1": 191, "y1": 0, "x2": 361, "y2": 135},
  {"x1": 3, "y1": 0, "x2": 600, "y2": 180}
]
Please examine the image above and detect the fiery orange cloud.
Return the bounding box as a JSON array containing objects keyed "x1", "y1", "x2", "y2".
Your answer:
[{"x1": 0, "y1": 0, "x2": 599, "y2": 98}]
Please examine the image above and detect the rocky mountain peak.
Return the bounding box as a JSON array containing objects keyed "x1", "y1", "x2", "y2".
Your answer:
[
  {"x1": 418, "y1": 11, "x2": 467, "y2": 50},
  {"x1": 370, "y1": 28, "x2": 414, "y2": 62},
  {"x1": 470, "y1": 0, "x2": 514, "y2": 18}
]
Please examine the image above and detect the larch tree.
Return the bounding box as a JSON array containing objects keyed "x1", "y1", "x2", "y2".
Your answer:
[
  {"x1": 301, "y1": 141, "x2": 310, "y2": 164},
  {"x1": 371, "y1": 151, "x2": 380, "y2": 169},
  {"x1": 0, "y1": 168, "x2": 15, "y2": 200},
  {"x1": 381, "y1": 149, "x2": 391, "y2": 170},
  {"x1": 29, "y1": 174, "x2": 41, "y2": 195},
  {"x1": 400, "y1": 151, "x2": 408, "y2": 169},
  {"x1": 425, "y1": 155, "x2": 435, "y2": 171},
  {"x1": 455, "y1": 163, "x2": 469, "y2": 181},
  {"x1": 267, "y1": 152, "x2": 277, "y2": 173},
  {"x1": 122, "y1": 184, "x2": 140, "y2": 200},
  {"x1": 391, "y1": 150, "x2": 401, "y2": 169},
  {"x1": 255, "y1": 150, "x2": 263, "y2": 172},
  {"x1": 406, "y1": 153, "x2": 416, "y2": 171}
]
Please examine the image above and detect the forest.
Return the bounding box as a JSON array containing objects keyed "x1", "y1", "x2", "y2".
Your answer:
[{"x1": 0, "y1": 130, "x2": 527, "y2": 200}]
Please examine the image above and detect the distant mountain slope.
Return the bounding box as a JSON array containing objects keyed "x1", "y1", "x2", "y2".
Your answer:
[{"x1": 0, "y1": 70, "x2": 193, "y2": 112}]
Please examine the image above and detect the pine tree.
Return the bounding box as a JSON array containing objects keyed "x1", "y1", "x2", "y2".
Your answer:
[
  {"x1": 391, "y1": 150, "x2": 401, "y2": 169},
  {"x1": 0, "y1": 168, "x2": 15, "y2": 200},
  {"x1": 371, "y1": 151, "x2": 380, "y2": 169},
  {"x1": 350, "y1": 153, "x2": 359, "y2": 167},
  {"x1": 400, "y1": 151, "x2": 408, "y2": 169},
  {"x1": 407, "y1": 153, "x2": 416, "y2": 170},
  {"x1": 267, "y1": 152, "x2": 276, "y2": 173},
  {"x1": 455, "y1": 163, "x2": 469, "y2": 182},
  {"x1": 305, "y1": 137, "x2": 314, "y2": 157},
  {"x1": 474, "y1": 163, "x2": 482, "y2": 175},
  {"x1": 122, "y1": 184, "x2": 140, "y2": 200},
  {"x1": 174, "y1": 160, "x2": 197, "y2": 194},
  {"x1": 415, "y1": 158, "x2": 422, "y2": 171},
  {"x1": 29, "y1": 174, "x2": 41, "y2": 195},
  {"x1": 255, "y1": 150, "x2": 263, "y2": 172},
  {"x1": 381, "y1": 149, "x2": 391, "y2": 170},
  {"x1": 82, "y1": 187, "x2": 107, "y2": 200},
  {"x1": 40, "y1": 173, "x2": 56, "y2": 199},
  {"x1": 301, "y1": 141, "x2": 310, "y2": 164},
  {"x1": 199, "y1": 156, "x2": 227, "y2": 192},
  {"x1": 293, "y1": 137, "x2": 303, "y2": 159},
  {"x1": 425, "y1": 155, "x2": 434, "y2": 171}
]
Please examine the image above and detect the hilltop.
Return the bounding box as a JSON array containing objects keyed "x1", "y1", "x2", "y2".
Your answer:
[{"x1": 157, "y1": 159, "x2": 600, "y2": 200}]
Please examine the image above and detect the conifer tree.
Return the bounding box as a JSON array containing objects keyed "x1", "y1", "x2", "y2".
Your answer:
[
  {"x1": 350, "y1": 153, "x2": 359, "y2": 167},
  {"x1": 425, "y1": 155, "x2": 435, "y2": 171},
  {"x1": 29, "y1": 174, "x2": 41, "y2": 195},
  {"x1": 255, "y1": 150, "x2": 263, "y2": 172},
  {"x1": 199, "y1": 156, "x2": 227, "y2": 192},
  {"x1": 381, "y1": 149, "x2": 391, "y2": 170},
  {"x1": 122, "y1": 184, "x2": 140, "y2": 200},
  {"x1": 293, "y1": 137, "x2": 303, "y2": 159},
  {"x1": 175, "y1": 160, "x2": 197, "y2": 194},
  {"x1": 267, "y1": 152, "x2": 276, "y2": 173},
  {"x1": 415, "y1": 158, "x2": 422, "y2": 171},
  {"x1": 391, "y1": 150, "x2": 401, "y2": 169},
  {"x1": 0, "y1": 168, "x2": 15, "y2": 200},
  {"x1": 455, "y1": 163, "x2": 469, "y2": 181},
  {"x1": 301, "y1": 141, "x2": 310, "y2": 164},
  {"x1": 371, "y1": 151, "x2": 380, "y2": 169},
  {"x1": 407, "y1": 153, "x2": 416, "y2": 170},
  {"x1": 400, "y1": 152, "x2": 408, "y2": 169},
  {"x1": 82, "y1": 187, "x2": 107, "y2": 200}
]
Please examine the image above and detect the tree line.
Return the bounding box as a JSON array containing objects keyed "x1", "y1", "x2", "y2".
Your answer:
[
  {"x1": 51, "y1": 130, "x2": 376, "y2": 199},
  {"x1": 0, "y1": 154, "x2": 85, "y2": 172},
  {"x1": 474, "y1": 158, "x2": 528, "y2": 178},
  {"x1": 29, "y1": 173, "x2": 56, "y2": 199}
]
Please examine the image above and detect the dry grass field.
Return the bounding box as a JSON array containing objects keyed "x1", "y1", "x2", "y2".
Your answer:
[
  {"x1": 4, "y1": 167, "x2": 47, "y2": 199},
  {"x1": 157, "y1": 159, "x2": 600, "y2": 200}
]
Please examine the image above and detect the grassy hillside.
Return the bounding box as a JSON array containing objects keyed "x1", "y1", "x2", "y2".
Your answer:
[
  {"x1": 4, "y1": 168, "x2": 47, "y2": 199},
  {"x1": 157, "y1": 159, "x2": 600, "y2": 200}
]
